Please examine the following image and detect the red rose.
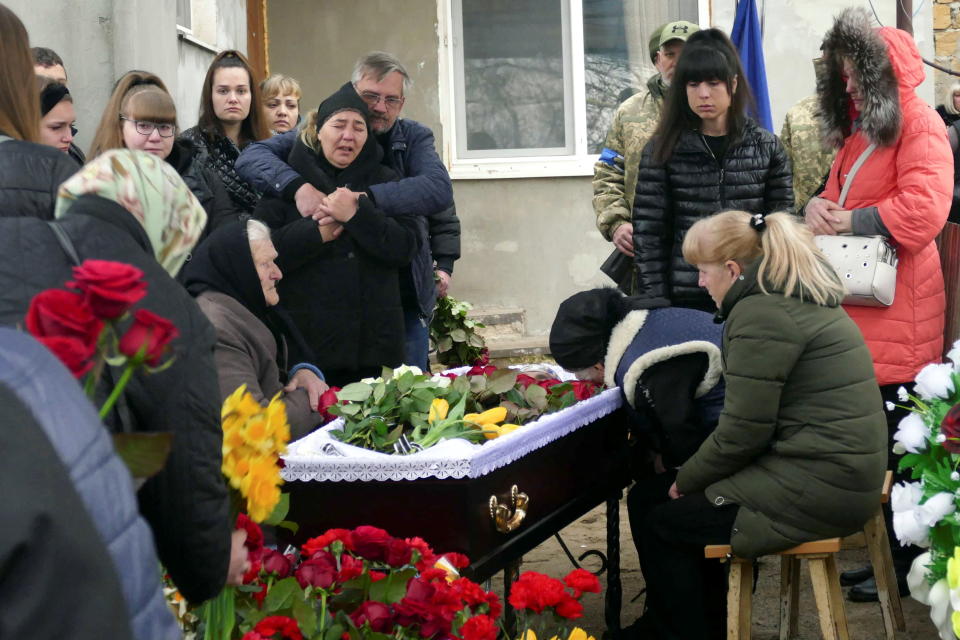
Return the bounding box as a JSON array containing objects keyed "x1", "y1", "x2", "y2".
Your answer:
[
  {"x1": 368, "y1": 570, "x2": 387, "y2": 582},
  {"x1": 942, "y1": 405, "x2": 960, "y2": 453},
  {"x1": 516, "y1": 374, "x2": 538, "y2": 389},
  {"x1": 537, "y1": 378, "x2": 563, "y2": 390},
  {"x1": 466, "y1": 365, "x2": 497, "y2": 376},
  {"x1": 459, "y1": 614, "x2": 498, "y2": 640},
  {"x1": 294, "y1": 552, "x2": 338, "y2": 590},
  {"x1": 571, "y1": 380, "x2": 599, "y2": 401},
  {"x1": 349, "y1": 601, "x2": 394, "y2": 633},
  {"x1": 564, "y1": 568, "x2": 601, "y2": 597},
  {"x1": 336, "y1": 554, "x2": 364, "y2": 583},
  {"x1": 68, "y1": 260, "x2": 147, "y2": 319},
  {"x1": 118, "y1": 308, "x2": 178, "y2": 366},
  {"x1": 261, "y1": 549, "x2": 293, "y2": 579},
  {"x1": 385, "y1": 538, "x2": 413, "y2": 567},
  {"x1": 472, "y1": 348, "x2": 490, "y2": 367},
  {"x1": 248, "y1": 615, "x2": 303, "y2": 640},
  {"x1": 555, "y1": 594, "x2": 584, "y2": 619},
  {"x1": 351, "y1": 525, "x2": 392, "y2": 561},
  {"x1": 317, "y1": 386, "x2": 342, "y2": 423},
  {"x1": 302, "y1": 528, "x2": 354, "y2": 557},
  {"x1": 26, "y1": 289, "x2": 103, "y2": 345},
  {"x1": 37, "y1": 335, "x2": 96, "y2": 377}
]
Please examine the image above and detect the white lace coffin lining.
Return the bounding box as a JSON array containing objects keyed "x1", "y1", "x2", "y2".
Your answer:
[{"x1": 281, "y1": 364, "x2": 623, "y2": 482}]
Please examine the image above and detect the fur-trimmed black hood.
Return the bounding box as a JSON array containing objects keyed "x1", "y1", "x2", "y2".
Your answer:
[{"x1": 817, "y1": 7, "x2": 923, "y2": 148}]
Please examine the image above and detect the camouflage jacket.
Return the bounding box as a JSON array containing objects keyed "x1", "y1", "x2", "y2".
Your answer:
[
  {"x1": 780, "y1": 95, "x2": 836, "y2": 210},
  {"x1": 593, "y1": 75, "x2": 665, "y2": 240}
]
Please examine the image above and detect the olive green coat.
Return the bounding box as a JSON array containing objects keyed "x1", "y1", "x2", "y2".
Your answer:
[{"x1": 676, "y1": 262, "x2": 887, "y2": 558}]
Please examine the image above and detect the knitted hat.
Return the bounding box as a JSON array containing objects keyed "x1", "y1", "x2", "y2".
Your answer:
[{"x1": 316, "y1": 81, "x2": 369, "y2": 127}]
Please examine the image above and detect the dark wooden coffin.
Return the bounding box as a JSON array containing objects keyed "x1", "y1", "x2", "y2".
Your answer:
[{"x1": 280, "y1": 410, "x2": 631, "y2": 582}]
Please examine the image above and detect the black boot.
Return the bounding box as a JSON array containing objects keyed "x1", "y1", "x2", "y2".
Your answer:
[
  {"x1": 847, "y1": 575, "x2": 909, "y2": 602},
  {"x1": 839, "y1": 565, "x2": 872, "y2": 587}
]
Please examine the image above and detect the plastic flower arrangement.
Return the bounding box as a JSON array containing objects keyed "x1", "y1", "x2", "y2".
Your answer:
[
  {"x1": 891, "y1": 342, "x2": 960, "y2": 638},
  {"x1": 322, "y1": 365, "x2": 602, "y2": 454}
]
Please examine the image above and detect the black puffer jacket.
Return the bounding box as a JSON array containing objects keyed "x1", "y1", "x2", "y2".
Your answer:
[
  {"x1": 0, "y1": 196, "x2": 230, "y2": 603},
  {"x1": 167, "y1": 138, "x2": 239, "y2": 236},
  {"x1": 632, "y1": 119, "x2": 793, "y2": 309},
  {"x1": 0, "y1": 136, "x2": 78, "y2": 220},
  {"x1": 179, "y1": 127, "x2": 261, "y2": 213}
]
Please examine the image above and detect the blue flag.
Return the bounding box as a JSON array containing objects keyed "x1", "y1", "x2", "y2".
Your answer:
[{"x1": 731, "y1": 0, "x2": 773, "y2": 131}]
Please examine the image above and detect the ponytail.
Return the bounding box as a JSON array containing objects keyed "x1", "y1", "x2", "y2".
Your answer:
[{"x1": 683, "y1": 210, "x2": 845, "y2": 306}]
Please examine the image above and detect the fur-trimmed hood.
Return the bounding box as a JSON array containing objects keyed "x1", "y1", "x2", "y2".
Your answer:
[{"x1": 817, "y1": 7, "x2": 922, "y2": 148}]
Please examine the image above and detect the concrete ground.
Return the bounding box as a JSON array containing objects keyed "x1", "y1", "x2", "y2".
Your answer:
[{"x1": 489, "y1": 500, "x2": 938, "y2": 639}]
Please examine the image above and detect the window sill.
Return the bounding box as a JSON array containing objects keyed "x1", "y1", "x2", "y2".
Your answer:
[
  {"x1": 177, "y1": 25, "x2": 220, "y2": 54},
  {"x1": 448, "y1": 155, "x2": 598, "y2": 180}
]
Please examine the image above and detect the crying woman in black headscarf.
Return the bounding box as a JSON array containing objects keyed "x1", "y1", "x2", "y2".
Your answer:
[{"x1": 182, "y1": 217, "x2": 327, "y2": 439}]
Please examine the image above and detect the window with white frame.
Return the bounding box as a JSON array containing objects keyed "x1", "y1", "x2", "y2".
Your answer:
[
  {"x1": 443, "y1": 0, "x2": 702, "y2": 178},
  {"x1": 176, "y1": 0, "x2": 193, "y2": 32}
]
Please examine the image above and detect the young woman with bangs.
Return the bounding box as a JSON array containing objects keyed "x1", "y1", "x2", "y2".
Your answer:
[
  {"x1": 631, "y1": 28, "x2": 793, "y2": 312},
  {"x1": 89, "y1": 70, "x2": 237, "y2": 236}
]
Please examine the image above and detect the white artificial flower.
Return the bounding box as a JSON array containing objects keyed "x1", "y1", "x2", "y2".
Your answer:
[
  {"x1": 885, "y1": 401, "x2": 895, "y2": 411},
  {"x1": 909, "y1": 552, "x2": 934, "y2": 604},
  {"x1": 430, "y1": 374, "x2": 452, "y2": 388},
  {"x1": 893, "y1": 412, "x2": 929, "y2": 454},
  {"x1": 898, "y1": 386, "x2": 909, "y2": 402},
  {"x1": 892, "y1": 481, "x2": 925, "y2": 513},
  {"x1": 392, "y1": 365, "x2": 423, "y2": 377},
  {"x1": 928, "y1": 579, "x2": 955, "y2": 640},
  {"x1": 919, "y1": 492, "x2": 958, "y2": 527},
  {"x1": 914, "y1": 363, "x2": 956, "y2": 401},
  {"x1": 948, "y1": 340, "x2": 960, "y2": 371},
  {"x1": 953, "y1": 472, "x2": 960, "y2": 482},
  {"x1": 894, "y1": 510, "x2": 931, "y2": 547}
]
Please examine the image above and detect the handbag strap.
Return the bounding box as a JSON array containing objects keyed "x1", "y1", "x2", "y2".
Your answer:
[
  {"x1": 47, "y1": 221, "x2": 81, "y2": 266},
  {"x1": 837, "y1": 143, "x2": 877, "y2": 208}
]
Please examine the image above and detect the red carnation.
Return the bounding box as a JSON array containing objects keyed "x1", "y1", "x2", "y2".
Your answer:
[
  {"x1": 459, "y1": 614, "x2": 498, "y2": 640},
  {"x1": 443, "y1": 552, "x2": 471, "y2": 570},
  {"x1": 349, "y1": 601, "x2": 394, "y2": 633},
  {"x1": 244, "y1": 615, "x2": 303, "y2": 640},
  {"x1": 385, "y1": 537, "x2": 413, "y2": 567},
  {"x1": 302, "y1": 528, "x2": 354, "y2": 557},
  {"x1": 555, "y1": 594, "x2": 584, "y2": 619},
  {"x1": 236, "y1": 513, "x2": 265, "y2": 584},
  {"x1": 564, "y1": 568, "x2": 601, "y2": 597},
  {"x1": 68, "y1": 259, "x2": 147, "y2": 319},
  {"x1": 337, "y1": 554, "x2": 364, "y2": 583},
  {"x1": 118, "y1": 308, "x2": 178, "y2": 366},
  {"x1": 942, "y1": 405, "x2": 960, "y2": 453},
  {"x1": 406, "y1": 536, "x2": 437, "y2": 571},
  {"x1": 351, "y1": 525, "x2": 392, "y2": 562}
]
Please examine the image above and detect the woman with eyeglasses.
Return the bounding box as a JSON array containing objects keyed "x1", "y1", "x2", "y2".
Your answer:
[
  {"x1": 89, "y1": 70, "x2": 238, "y2": 236},
  {"x1": 0, "y1": 5, "x2": 78, "y2": 220},
  {"x1": 180, "y1": 50, "x2": 270, "y2": 214}
]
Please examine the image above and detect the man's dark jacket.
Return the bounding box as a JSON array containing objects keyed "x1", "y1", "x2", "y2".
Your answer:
[{"x1": 0, "y1": 136, "x2": 78, "y2": 219}]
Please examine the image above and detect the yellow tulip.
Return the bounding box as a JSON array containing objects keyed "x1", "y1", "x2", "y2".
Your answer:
[
  {"x1": 567, "y1": 629, "x2": 596, "y2": 640},
  {"x1": 520, "y1": 631, "x2": 537, "y2": 640},
  {"x1": 482, "y1": 425, "x2": 502, "y2": 440},
  {"x1": 498, "y1": 423, "x2": 521, "y2": 436},
  {"x1": 428, "y1": 398, "x2": 450, "y2": 424},
  {"x1": 465, "y1": 406, "x2": 508, "y2": 427},
  {"x1": 949, "y1": 547, "x2": 960, "y2": 590}
]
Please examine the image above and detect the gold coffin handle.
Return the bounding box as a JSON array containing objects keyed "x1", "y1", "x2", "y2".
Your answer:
[{"x1": 489, "y1": 484, "x2": 529, "y2": 533}]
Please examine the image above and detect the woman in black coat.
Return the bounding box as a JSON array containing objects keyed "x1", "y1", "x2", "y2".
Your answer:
[
  {"x1": 632, "y1": 29, "x2": 793, "y2": 311},
  {"x1": 0, "y1": 149, "x2": 242, "y2": 604},
  {"x1": 254, "y1": 82, "x2": 418, "y2": 386}
]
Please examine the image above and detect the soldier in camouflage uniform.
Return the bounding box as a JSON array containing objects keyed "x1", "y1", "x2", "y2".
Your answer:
[
  {"x1": 593, "y1": 21, "x2": 699, "y2": 292},
  {"x1": 780, "y1": 76, "x2": 837, "y2": 210}
]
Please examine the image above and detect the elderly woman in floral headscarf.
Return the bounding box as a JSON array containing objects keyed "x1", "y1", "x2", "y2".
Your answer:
[{"x1": 0, "y1": 149, "x2": 247, "y2": 605}]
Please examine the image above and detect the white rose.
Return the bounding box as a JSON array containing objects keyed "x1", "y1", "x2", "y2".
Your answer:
[
  {"x1": 914, "y1": 363, "x2": 956, "y2": 401},
  {"x1": 948, "y1": 340, "x2": 960, "y2": 371},
  {"x1": 430, "y1": 374, "x2": 452, "y2": 388},
  {"x1": 919, "y1": 492, "x2": 958, "y2": 527},
  {"x1": 392, "y1": 365, "x2": 423, "y2": 377},
  {"x1": 360, "y1": 377, "x2": 380, "y2": 384},
  {"x1": 893, "y1": 510, "x2": 931, "y2": 547},
  {"x1": 909, "y1": 552, "x2": 934, "y2": 604},
  {"x1": 893, "y1": 412, "x2": 929, "y2": 454}
]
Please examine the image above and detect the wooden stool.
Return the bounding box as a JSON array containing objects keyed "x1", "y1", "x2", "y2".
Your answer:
[
  {"x1": 705, "y1": 538, "x2": 848, "y2": 640},
  {"x1": 840, "y1": 470, "x2": 905, "y2": 639}
]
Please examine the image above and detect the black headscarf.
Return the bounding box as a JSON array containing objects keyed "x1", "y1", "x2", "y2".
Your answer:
[
  {"x1": 287, "y1": 82, "x2": 384, "y2": 194},
  {"x1": 40, "y1": 83, "x2": 70, "y2": 117},
  {"x1": 181, "y1": 219, "x2": 315, "y2": 366},
  {"x1": 549, "y1": 288, "x2": 670, "y2": 370}
]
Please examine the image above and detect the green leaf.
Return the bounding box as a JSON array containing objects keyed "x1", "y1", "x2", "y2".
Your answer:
[
  {"x1": 111, "y1": 432, "x2": 173, "y2": 480},
  {"x1": 372, "y1": 381, "x2": 386, "y2": 403},
  {"x1": 397, "y1": 372, "x2": 414, "y2": 393},
  {"x1": 449, "y1": 328, "x2": 467, "y2": 342},
  {"x1": 438, "y1": 335, "x2": 454, "y2": 352},
  {"x1": 467, "y1": 332, "x2": 485, "y2": 348},
  {"x1": 263, "y1": 492, "x2": 290, "y2": 525},
  {"x1": 339, "y1": 403, "x2": 362, "y2": 416},
  {"x1": 292, "y1": 592, "x2": 318, "y2": 637},
  {"x1": 337, "y1": 382, "x2": 373, "y2": 402},
  {"x1": 487, "y1": 369, "x2": 519, "y2": 394},
  {"x1": 369, "y1": 568, "x2": 416, "y2": 603},
  {"x1": 264, "y1": 577, "x2": 299, "y2": 611},
  {"x1": 276, "y1": 520, "x2": 299, "y2": 534},
  {"x1": 322, "y1": 623, "x2": 345, "y2": 640},
  {"x1": 524, "y1": 383, "x2": 549, "y2": 410}
]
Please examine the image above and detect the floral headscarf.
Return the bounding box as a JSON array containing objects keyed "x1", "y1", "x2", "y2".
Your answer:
[{"x1": 54, "y1": 149, "x2": 207, "y2": 276}]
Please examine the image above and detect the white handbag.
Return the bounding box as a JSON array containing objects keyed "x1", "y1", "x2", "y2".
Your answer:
[{"x1": 813, "y1": 143, "x2": 898, "y2": 307}]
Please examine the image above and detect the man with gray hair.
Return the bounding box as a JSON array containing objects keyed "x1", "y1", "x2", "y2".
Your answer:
[{"x1": 236, "y1": 51, "x2": 460, "y2": 371}]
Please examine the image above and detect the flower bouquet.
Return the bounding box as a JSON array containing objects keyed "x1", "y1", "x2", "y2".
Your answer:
[
  {"x1": 890, "y1": 343, "x2": 960, "y2": 638},
  {"x1": 429, "y1": 295, "x2": 487, "y2": 367},
  {"x1": 319, "y1": 365, "x2": 601, "y2": 454},
  {"x1": 26, "y1": 259, "x2": 178, "y2": 480}
]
